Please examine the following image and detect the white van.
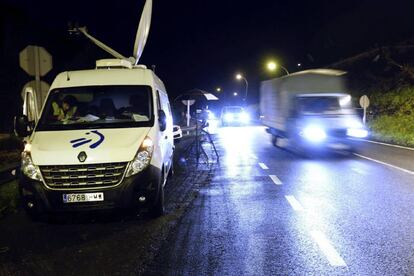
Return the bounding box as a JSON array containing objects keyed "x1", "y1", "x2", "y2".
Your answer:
[{"x1": 15, "y1": 59, "x2": 174, "y2": 218}]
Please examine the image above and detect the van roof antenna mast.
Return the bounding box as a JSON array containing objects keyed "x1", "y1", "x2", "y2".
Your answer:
[{"x1": 68, "y1": 0, "x2": 153, "y2": 66}]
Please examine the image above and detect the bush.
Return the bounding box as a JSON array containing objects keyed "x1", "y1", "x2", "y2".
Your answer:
[
  {"x1": 370, "y1": 87, "x2": 414, "y2": 116},
  {"x1": 369, "y1": 114, "x2": 414, "y2": 147}
]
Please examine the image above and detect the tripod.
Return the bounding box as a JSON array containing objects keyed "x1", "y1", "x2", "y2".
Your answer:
[{"x1": 183, "y1": 116, "x2": 219, "y2": 165}]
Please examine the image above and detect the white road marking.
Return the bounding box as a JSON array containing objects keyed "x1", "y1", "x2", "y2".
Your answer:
[
  {"x1": 310, "y1": 231, "x2": 347, "y2": 267},
  {"x1": 269, "y1": 175, "x2": 282, "y2": 185},
  {"x1": 285, "y1": 195, "x2": 304, "y2": 211},
  {"x1": 258, "y1": 163, "x2": 269, "y2": 170},
  {"x1": 354, "y1": 153, "x2": 414, "y2": 175},
  {"x1": 353, "y1": 138, "x2": 414, "y2": 151}
]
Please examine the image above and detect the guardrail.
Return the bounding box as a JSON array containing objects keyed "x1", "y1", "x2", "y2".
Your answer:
[{"x1": 0, "y1": 163, "x2": 19, "y2": 186}]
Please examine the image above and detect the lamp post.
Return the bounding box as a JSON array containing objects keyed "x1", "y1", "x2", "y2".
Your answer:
[
  {"x1": 235, "y1": 73, "x2": 248, "y2": 101},
  {"x1": 267, "y1": 61, "x2": 290, "y2": 75}
]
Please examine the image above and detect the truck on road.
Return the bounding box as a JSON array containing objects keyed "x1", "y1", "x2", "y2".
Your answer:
[{"x1": 260, "y1": 69, "x2": 368, "y2": 153}]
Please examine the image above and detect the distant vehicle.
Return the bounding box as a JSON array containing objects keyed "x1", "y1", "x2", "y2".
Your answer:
[
  {"x1": 260, "y1": 69, "x2": 368, "y2": 153},
  {"x1": 14, "y1": 0, "x2": 179, "y2": 219},
  {"x1": 220, "y1": 106, "x2": 250, "y2": 126}
]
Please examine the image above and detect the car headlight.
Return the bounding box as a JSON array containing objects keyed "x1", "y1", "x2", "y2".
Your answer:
[
  {"x1": 347, "y1": 128, "x2": 368, "y2": 138},
  {"x1": 224, "y1": 113, "x2": 233, "y2": 122},
  {"x1": 302, "y1": 125, "x2": 327, "y2": 142},
  {"x1": 126, "y1": 137, "x2": 154, "y2": 177},
  {"x1": 240, "y1": 112, "x2": 250, "y2": 122},
  {"x1": 21, "y1": 150, "x2": 42, "y2": 181}
]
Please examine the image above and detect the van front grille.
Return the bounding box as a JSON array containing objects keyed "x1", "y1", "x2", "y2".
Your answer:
[{"x1": 40, "y1": 162, "x2": 128, "y2": 189}]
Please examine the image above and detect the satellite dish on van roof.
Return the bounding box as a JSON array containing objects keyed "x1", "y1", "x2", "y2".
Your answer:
[
  {"x1": 133, "y1": 0, "x2": 152, "y2": 65},
  {"x1": 70, "y1": 0, "x2": 153, "y2": 65}
]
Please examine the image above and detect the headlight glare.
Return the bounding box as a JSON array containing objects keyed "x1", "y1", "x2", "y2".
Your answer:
[
  {"x1": 302, "y1": 125, "x2": 327, "y2": 142},
  {"x1": 347, "y1": 128, "x2": 368, "y2": 138},
  {"x1": 224, "y1": 113, "x2": 233, "y2": 122}
]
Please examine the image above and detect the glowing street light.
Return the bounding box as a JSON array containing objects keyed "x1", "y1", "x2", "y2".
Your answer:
[
  {"x1": 267, "y1": 61, "x2": 277, "y2": 71},
  {"x1": 235, "y1": 73, "x2": 248, "y2": 101},
  {"x1": 266, "y1": 60, "x2": 290, "y2": 75},
  {"x1": 233, "y1": 92, "x2": 238, "y2": 96},
  {"x1": 216, "y1": 87, "x2": 222, "y2": 92}
]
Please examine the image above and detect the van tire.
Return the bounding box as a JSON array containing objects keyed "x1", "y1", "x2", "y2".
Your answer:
[{"x1": 150, "y1": 179, "x2": 165, "y2": 218}]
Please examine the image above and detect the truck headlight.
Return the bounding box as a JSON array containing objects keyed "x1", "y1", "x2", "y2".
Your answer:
[
  {"x1": 302, "y1": 125, "x2": 327, "y2": 142},
  {"x1": 347, "y1": 128, "x2": 368, "y2": 138},
  {"x1": 126, "y1": 137, "x2": 154, "y2": 177},
  {"x1": 21, "y1": 150, "x2": 42, "y2": 181}
]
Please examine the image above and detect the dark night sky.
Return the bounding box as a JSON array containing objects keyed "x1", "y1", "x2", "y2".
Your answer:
[{"x1": 0, "y1": 0, "x2": 413, "y2": 129}]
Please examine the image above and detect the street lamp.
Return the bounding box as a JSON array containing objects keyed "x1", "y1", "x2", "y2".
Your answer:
[
  {"x1": 216, "y1": 87, "x2": 222, "y2": 92},
  {"x1": 233, "y1": 92, "x2": 238, "y2": 96},
  {"x1": 266, "y1": 61, "x2": 290, "y2": 75},
  {"x1": 235, "y1": 73, "x2": 248, "y2": 101}
]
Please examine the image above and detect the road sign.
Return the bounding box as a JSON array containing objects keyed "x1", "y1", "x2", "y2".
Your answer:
[
  {"x1": 359, "y1": 95, "x2": 370, "y2": 125},
  {"x1": 182, "y1": 100, "x2": 195, "y2": 106},
  {"x1": 19, "y1": 45, "x2": 52, "y2": 77},
  {"x1": 359, "y1": 95, "x2": 370, "y2": 109}
]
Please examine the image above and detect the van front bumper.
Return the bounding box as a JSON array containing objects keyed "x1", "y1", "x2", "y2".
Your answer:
[{"x1": 19, "y1": 165, "x2": 161, "y2": 213}]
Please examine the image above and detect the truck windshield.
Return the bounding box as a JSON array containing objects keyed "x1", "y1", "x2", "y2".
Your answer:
[
  {"x1": 297, "y1": 96, "x2": 346, "y2": 115},
  {"x1": 37, "y1": 85, "x2": 153, "y2": 131}
]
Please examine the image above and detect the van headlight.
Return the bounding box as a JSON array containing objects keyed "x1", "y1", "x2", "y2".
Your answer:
[
  {"x1": 21, "y1": 150, "x2": 42, "y2": 181},
  {"x1": 126, "y1": 137, "x2": 154, "y2": 177}
]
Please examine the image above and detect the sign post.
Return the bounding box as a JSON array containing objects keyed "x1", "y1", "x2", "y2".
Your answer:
[
  {"x1": 19, "y1": 45, "x2": 53, "y2": 114},
  {"x1": 182, "y1": 100, "x2": 195, "y2": 134},
  {"x1": 359, "y1": 95, "x2": 370, "y2": 125}
]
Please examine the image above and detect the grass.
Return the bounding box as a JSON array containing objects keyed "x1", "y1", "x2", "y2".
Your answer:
[{"x1": 369, "y1": 114, "x2": 414, "y2": 147}]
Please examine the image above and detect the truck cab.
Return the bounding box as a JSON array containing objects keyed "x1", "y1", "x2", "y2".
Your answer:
[{"x1": 15, "y1": 59, "x2": 174, "y2": 218}]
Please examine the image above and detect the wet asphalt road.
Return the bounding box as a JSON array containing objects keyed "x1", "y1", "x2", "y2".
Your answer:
[
  {"x1": 1, "y1": 125, "x2": 413, "y2": 275},
  {"x1": 147, "y1": 125, "x2": 414, "y2": 275}
]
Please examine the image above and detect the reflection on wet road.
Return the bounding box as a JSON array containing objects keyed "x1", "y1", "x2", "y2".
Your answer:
[{"x1": 149, "y1": 125, "x2": 414, "y2": 275}]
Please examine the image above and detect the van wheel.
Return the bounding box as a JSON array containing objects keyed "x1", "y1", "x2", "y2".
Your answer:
[{"x1": 150, "y1": 179, "x2": 165, "y2": 218}]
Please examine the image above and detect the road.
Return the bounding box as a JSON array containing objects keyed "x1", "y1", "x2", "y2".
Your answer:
[
  {"x1": 0, "y1": 125, "x2": 413, "y2": 275},
  {"x1": 147, "y1": 125, "x2": 414, "y2": 275}
]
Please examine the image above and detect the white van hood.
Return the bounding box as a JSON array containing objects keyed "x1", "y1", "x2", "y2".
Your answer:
[{"x1": 30, "y1": 128, "x2": 150, "y2": 165}]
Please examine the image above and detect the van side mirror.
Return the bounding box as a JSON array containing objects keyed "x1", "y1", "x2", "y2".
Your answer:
[
  {"x1": 158, "y1": 110, "x2": 167, "y2": 132},
  {"x1": 14, "y1": 115, "x2": 32, "y2": 137}
]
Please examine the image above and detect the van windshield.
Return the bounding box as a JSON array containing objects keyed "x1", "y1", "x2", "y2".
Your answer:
[{"x1": 37, "y1": 85, "x2": 154, "y2": 131}]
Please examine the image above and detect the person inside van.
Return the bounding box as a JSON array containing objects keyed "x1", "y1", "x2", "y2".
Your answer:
[{"x1": 52, "y1": 95, "x2": 78, "y2": 122}]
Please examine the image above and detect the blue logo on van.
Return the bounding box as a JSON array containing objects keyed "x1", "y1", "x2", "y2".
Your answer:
[{"x1": 70, "y1": 130, "x2": 105, "y2": 149}]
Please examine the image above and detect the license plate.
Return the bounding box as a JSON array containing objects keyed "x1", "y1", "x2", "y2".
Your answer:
[{"x1": 63, "y1": 192, "x2": 104, "y2": 203}]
